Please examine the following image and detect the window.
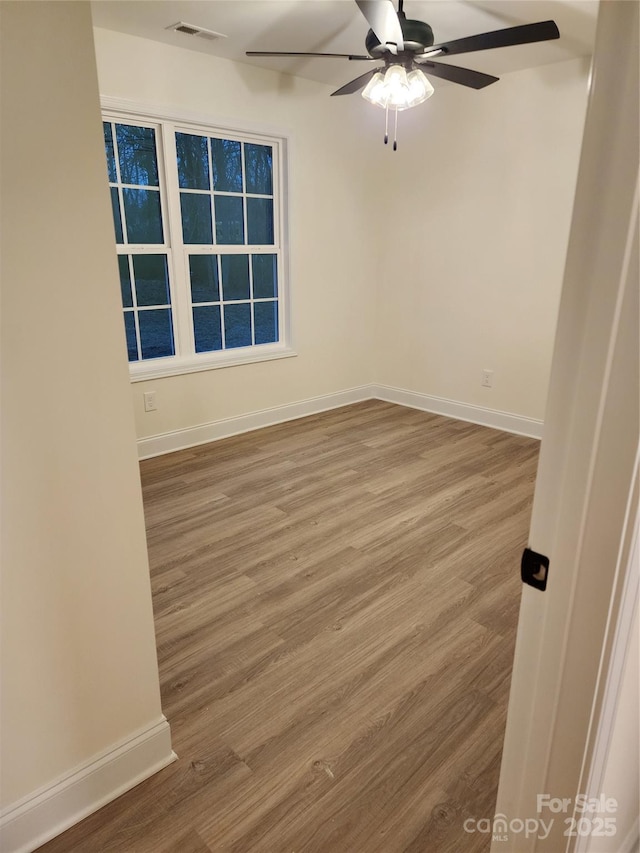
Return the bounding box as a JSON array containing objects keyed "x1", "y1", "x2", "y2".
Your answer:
[{"x1": 102, "y1": 107, "x2": 290, "y2": 380}]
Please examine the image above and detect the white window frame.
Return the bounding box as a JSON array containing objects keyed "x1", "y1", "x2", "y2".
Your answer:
[{"x1": 102, "y1": 97, "x2": 294, "y2": 382}]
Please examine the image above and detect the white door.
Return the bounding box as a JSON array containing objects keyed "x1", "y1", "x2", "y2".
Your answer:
[{"x1": 491, "y1": 2, "x2": 639, "y2": 852}]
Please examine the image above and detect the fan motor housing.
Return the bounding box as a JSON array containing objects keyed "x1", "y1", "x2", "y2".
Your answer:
[{"x1": 365, "y1": 18, "x2": 434, "y2": 56}]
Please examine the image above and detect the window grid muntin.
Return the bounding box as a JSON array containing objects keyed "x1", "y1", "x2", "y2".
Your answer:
[
  {"x1": 105, "y1": 117, "x2": 178, "y2": 363},
  {"x1": 186, "y1": 248, "x2": 280, "y2": 353},
  {"x1": 176, "y1": 127, "x2": 275, "y2": 251},
  {"x1": 119, "y1": 251, "x2": 174, "y2": 362},
  {"x1": 107, "y1": 120, "x2": 167, "y2": 249},
  {"x1": 104, "y1": 110, "x2": 286, "y2": 369},
  {"x1": 121, "y1": 253, "x2": 141, "y2": 362},
  {"x1": 179, "y1": 127, "x2": 279, "y2": 353}
]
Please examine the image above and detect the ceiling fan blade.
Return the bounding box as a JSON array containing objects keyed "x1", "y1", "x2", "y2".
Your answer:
[
  {"x1": 426, "y1": 20, "x2": 560, "y2": 58},
  {"x1": 417, "y1": 60, "x2": 499, "y2": 89},
  {"x1": 331, "y1": 69, "x2": 380, "y2": 97},
  {"x1": 356, "y1": 0, "x2": 404, "y2": 51},
  {"x1": 246, "y1": 51, "x2": 374, "y2": 60}
]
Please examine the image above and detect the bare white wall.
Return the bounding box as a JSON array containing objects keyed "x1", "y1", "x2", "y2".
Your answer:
[
  {"x1": 0, "y1": 1, "x2": 166, "y2": 812},
  {"x1": 93, "y1": 27, "x2": 380, "y2": 441},
  {"x1": 374, "y1": 57, "x2": 589, "y2": 421}
]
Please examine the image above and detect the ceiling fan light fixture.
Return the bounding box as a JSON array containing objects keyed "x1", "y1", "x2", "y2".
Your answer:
[
  {"x1": 361, "y1": 65, "x2": 433, "y2": 110},
  {"x1": 361, "y1": 70, "x2": 387, "y2": 106},
  {"x1": 406, "y1": 68, "x2": 434, "y2": 106},
  {"x1": 383, "y1": 64, "x2": 409, "y2": 103}
]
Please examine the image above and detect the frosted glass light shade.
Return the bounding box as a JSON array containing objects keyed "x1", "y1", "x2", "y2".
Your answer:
[
  {"x1": 361, "y1": 72, "x2": 387, "y2": 106},
  {"x1": 406, "y1": 68, "x2": 434, "y2": 107},
  {"x1": 362, "y1": 65, "x2": 433, "y2": 110}
]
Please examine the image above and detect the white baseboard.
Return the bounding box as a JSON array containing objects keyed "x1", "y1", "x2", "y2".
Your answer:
[
  {"x1": 137, "y1": 385, "x2": 375, "y2": 458},
  {"x1": 0, "y1": 717, "x2": 176, "y2": 853},
  {"x1": 137, "y1": 383, "x2": 543, "y2": 459},
  {"x1": 372, "y1": 384, "x2": 544, "y2": 440}
]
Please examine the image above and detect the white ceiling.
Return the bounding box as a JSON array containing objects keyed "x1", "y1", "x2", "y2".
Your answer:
[{"x1": 91, "y1": 0, "x2": 598, "y2": 89}]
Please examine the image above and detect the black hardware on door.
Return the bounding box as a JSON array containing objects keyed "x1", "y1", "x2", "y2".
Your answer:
[{"x1": 521, "y1": 547, "x2": 550, "y2": 591}]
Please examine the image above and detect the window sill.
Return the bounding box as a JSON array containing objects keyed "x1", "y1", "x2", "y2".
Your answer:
[{"x1": 129, "y1": 344, "x2": 297, "y2": 382}]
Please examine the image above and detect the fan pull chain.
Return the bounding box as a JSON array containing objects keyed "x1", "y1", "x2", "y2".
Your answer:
[{"x1": 381, "y1": 107, "x2": 399, "y2": 150}]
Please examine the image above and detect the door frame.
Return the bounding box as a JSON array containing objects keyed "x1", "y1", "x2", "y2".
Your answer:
[{"x1": 491, "y1": 2, "x2": 639, "y2": 851}]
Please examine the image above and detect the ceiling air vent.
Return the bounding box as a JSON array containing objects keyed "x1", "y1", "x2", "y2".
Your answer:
[{"x1": 167, "y1": 22, "x2": 227, "y2": 42}]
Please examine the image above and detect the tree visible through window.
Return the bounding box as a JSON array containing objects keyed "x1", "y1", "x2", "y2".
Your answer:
[{"x1": 102, "y1": 112, "x2": 285, "y2": 376}]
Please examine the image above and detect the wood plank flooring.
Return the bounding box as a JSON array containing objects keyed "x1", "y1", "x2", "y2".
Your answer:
[{"x1": 36, "y1": 401, "x2": 539, "y2": 853}]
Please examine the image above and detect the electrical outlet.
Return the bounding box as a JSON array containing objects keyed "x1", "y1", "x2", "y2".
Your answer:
[
  {"x1": 143, "y1": 391, "x2": 157, "y2": 412},
  {"x1": 481, "y1": 369, "x2": 494, "y2": 388}
]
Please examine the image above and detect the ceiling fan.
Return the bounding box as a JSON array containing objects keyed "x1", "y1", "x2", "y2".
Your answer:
[{"x1": 247, "y1": 0, "x2": 560, "y2": 148}]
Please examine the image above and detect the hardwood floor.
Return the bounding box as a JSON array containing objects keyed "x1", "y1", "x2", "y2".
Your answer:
[{"x1": 36, "y1": 401, "x2": 539, "y2": 853}]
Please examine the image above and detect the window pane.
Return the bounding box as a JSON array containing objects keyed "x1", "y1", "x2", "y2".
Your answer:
[
  {"x1": 180, "y1": 193, "x2": 213, "y2": 244},
  {"x1": 245, "y1": 144, "x2": 273, "y2": 195},
  {"x1": 215, "y1": 196, "x2": 244, "y2": 244},
  {"x1": 247, "y1": 198, "x2": 274, "y2": 245},
  {"x1": 132, "y1": 255, "x2": 170, "y2": 306},
  {"x1": 110, "y1": 187, "x2": 123, "y2": 244},
  {"x1": 252, "y1": 254, "x2": 277, "y2": 298},
  {"x1": 223, "y1": 303, "x2": 252, "y2": 348},
  {"x1": 139, "y1": 308, "x2": 174, "y2": 359},
  {"x1": 254, "y1": 301, "x2": 278, "y2": 345},
  {"x1": 211, "y1": 138, "x2": 242, "y2": 193},
  {"x1": 193, "y1": 305, "x2": 222, "y2": 353},
  {"x1": 104, "y1": 122, "x2": 116, "y2": 182},
  {"x1": 189, "y1": 255, "x2": 219, "y2": 303},
  {"x1": 221, "y1": 255, "x2": 250, "y2": 301},
  {"x1": 123, "y1": 189, "x2": 163, "y2": 244},
  {"x1": 118, "y1": 255, "x2": 133, "y2": 307},
  {"x1": 124, "y1": 312, "x2": 138, "y2": 361},
  {"x1": 104, "y1": 116, "x2": 285, "y2": 367},
  {"x1": 116, "y1": 124, "x2": 159, "y2": 186},
  {"x1": 176, "y1": 133, "x2": 209, "y2": 190}
]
